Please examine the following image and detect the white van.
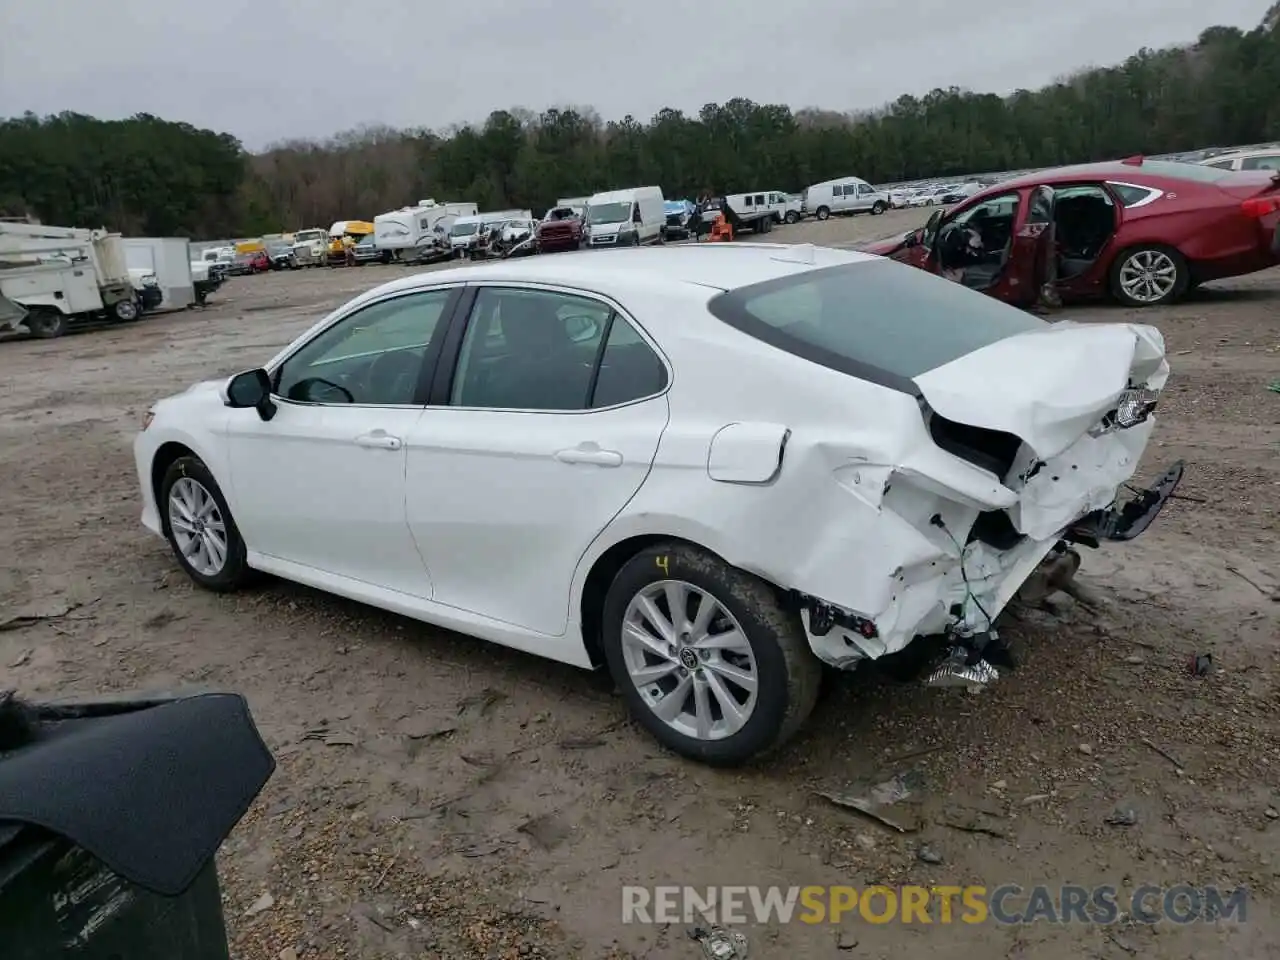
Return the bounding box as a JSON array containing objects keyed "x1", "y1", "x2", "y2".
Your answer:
[
  {"x1": 801, "y1": 176, "x2": 890, "y2": 220},
  {"x1": 584, "y1": 186, "x2": 666, "y2": 248}
]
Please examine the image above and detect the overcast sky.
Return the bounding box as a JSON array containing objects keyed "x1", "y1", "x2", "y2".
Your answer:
[{"x1": 1, "y1": 0, "x2": 1270, "y2": 151}]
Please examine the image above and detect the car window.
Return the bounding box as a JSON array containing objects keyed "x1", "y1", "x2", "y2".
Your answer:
[
  {"x1": 274, "y1": 290, "x2": 451, "y2": 405},
  {"x1": 1105, "y1": 182, "x2": 1163, "y2": 208},
  {"x1": 450, "y1": 287, "x2": 613, "y2": 411},
  {"x1": 707, "y1": 259, "x2": 1047, "y2": 386},
  {"x1": 950, "y1": 192, "x2": 1019, "y2": 225},
  {"x1": 1240, "y1": 154, "x2": 1280, "y2": 171},
  {"x1": 591, "y1": 316, "x2": 669, "y2": 408},
  {"x1": 1204, "y1": 159, "x2": 1237, "y2": 170}
]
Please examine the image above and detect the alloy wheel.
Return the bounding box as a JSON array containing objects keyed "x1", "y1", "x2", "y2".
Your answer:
[
  {"x1": 1118, "y1": 249, "x2": 1177, "y2": 303},
  {"x1": 620, "y1": 580, "x2": 759, "y2": 741},
  {"x1": 168, "y1": 477, "x2": 229, "y2": 577}
]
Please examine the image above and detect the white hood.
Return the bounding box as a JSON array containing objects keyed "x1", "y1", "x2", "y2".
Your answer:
[{"x1": 912, "y1": 321, "x2": 1168, "y2": 459}]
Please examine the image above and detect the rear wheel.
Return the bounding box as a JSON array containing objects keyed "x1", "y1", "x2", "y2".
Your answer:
[
  {"x1": 1109, "y1": 245, "x2": 1189, "y2": 307},
  {"x1": 816, "y1": 206, "x2": 830, "y2": 221},
  {"x1": 600, "y1": 543, "x2": 822, "y2": 766},
  {"x1": 160, "y1": 456, "x2": 253, "y2": 591},
  {"x1": 25, "y1": 308, "x2": 68, "y2": 339}
]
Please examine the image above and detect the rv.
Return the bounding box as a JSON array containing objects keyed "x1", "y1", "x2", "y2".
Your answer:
[
  {"x1": 373, "y1": 200, "x2": 479, "y2": 261},
  {"x1": 584, "y1": 187, "x2": 666, "y2": 248}
]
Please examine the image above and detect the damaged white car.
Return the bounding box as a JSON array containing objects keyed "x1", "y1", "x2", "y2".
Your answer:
[{"x1": 133, "y1": 243, "x2": 1182, "y2": 765}]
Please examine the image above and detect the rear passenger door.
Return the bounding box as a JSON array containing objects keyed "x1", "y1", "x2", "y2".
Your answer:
[{"x1": 402, "y1": 284, "x2": 671, "y2": 638}]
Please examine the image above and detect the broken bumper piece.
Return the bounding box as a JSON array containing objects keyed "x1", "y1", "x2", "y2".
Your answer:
[{"x1": 1065, "y1": 459, "x2": 1185, "y2": 545}]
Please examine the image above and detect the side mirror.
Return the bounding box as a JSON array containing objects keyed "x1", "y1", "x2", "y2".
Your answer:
[{"x1": 225, "y1": 368, "x2": 277, "y2": 421}]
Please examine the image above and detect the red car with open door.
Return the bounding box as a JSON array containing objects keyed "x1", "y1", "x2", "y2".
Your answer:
[{"x1": 863, "y1": 157, "x2": 1280, "y2": 308}]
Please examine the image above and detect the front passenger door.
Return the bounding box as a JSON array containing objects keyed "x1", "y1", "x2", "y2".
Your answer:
[{"x1": 226, "y1": 286, "x2": 460, "y2": 595}]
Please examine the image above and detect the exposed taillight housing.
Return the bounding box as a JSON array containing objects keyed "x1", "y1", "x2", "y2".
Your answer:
[{"x1": 1241, "y1": 196, "x2": 1280, "y2": 218}]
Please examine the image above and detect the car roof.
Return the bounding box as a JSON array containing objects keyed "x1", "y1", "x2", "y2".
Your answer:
[{"x1": 348, "y1": 244, "x2": 879, "y2": 310}]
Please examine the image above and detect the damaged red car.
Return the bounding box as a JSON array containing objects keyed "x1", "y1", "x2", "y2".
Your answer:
[{"x1": 862, "y1": 157, "x2": 1280, "y2": 308}]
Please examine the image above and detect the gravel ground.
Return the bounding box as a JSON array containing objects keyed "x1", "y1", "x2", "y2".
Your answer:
[{"x1": 1, "y1": 208, "x2": 1278, "y2": 959}]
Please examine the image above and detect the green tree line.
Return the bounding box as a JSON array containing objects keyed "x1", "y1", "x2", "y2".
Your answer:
[{"x1": 2, "y1": 13, "x2": 1278, "y2": 238}]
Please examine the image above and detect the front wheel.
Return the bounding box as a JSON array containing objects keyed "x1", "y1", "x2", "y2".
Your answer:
[
  {"x1": 784, "y1": 210, "x2": 800, "y2": 224},
  {"x1": 815, "y1": 206, "x2": 830, "y2": 221},
  {"x1": 159, "y1": 455, "x2": 253, "y2": 591},
  {"x1": 601, "y1": 543, "x2": 823, "y2": 766},
  {"x1": 1109, "y1": 245, "x2": 1189, "y2": 307},
  {"x1": 113, "y1": 298, "x2": 139, "y2": 322},
  {"x1": 871, "y1": 201, "x2": 887, "y2": 215}
]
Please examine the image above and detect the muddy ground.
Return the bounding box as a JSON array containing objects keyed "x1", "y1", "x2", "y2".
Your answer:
[{"x1": 1, "y1": 208, "x2": 1278, "y2": 959}]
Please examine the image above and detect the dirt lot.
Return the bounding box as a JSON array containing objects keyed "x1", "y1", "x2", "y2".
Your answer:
[{"x1": 2, "y1": 209, "x2": 1278, "y2": 959}]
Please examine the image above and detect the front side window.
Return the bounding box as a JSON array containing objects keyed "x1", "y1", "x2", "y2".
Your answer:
[
  {"x1": 450, "y1": 287, "x2": 666, "y2": 410},
  {"x1": 274, "y1": 289, "x2": 453, "y2": 405},
  {"x1": 707, "y1": 259, "x2": 1046, "y2": 389}
]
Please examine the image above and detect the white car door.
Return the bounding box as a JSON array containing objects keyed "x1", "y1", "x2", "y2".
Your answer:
[
  {"x1": 403, "y1": 284, "x2": 671, "y2": 636},
  {"x1": 225, "y1": 286, "x2": 461, "y2": 596}
]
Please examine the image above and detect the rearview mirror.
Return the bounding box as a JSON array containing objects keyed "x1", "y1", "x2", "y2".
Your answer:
[{"x1": 225, "y1": 368, "x2": 277, "y2": 421}]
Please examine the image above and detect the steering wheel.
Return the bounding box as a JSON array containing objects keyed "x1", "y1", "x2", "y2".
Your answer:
[{"x1": 367, "y1": 350, "x2": 421, "y2": 403}]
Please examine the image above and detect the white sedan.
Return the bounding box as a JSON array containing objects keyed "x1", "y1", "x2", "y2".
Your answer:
[{"x1": 135, "y1": 244, "x2": 1182, "y2": 765}]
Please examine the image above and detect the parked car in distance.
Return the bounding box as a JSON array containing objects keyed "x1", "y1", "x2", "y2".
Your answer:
[
  {"x1": 802, "y1": 177, "x2": 890, "y2": 219},
  {"x1": 232, "y1": 250, "x2": 269, "y2": 275},
  {"x1": 537, "y1": 207, "x2": 585, "y2": 252},
  {"x1": 1199, "y1": 147, "x2": 1280, "y2": 172},
  {"x1": 353, "y1": 234, "x2": 391, "y2": 265},
  {"x1": 663, "y1": 200, "x2": 697, "y2": 240},
  {"x1": 862, "y1": 156, "x2": 1280, "y2": 308},
  {"x1": 265, "y1": 240, "x2": 299, "y2": 271},
  {"x1": 134, "y1": 244, "x2": 1182, "y2": 765}
]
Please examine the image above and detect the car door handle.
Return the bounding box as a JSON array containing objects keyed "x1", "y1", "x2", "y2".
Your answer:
[
  {"x1": 354, "y1": 432, "x2": 403, "y2": 450},
  {"x1": 555, "y1": 443, "x2": 623, "y2": 467}
]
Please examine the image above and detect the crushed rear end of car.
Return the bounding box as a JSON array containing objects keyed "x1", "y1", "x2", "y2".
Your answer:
[{"x1": 703, "y1": 256, "x2": 1184, "y2": 687}]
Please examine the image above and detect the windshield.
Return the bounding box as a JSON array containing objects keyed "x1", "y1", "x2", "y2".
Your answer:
[
  {"x1": 588, "y1": 202, "x2": 632, "y2": 225},
  {"x1": 295, "y1": 230, "x2": 324, "y2": 242},
  {"x1": 450, "y1": 222, "x2": 480, "y2": 237},
  {"x1": 707, "y1": 259, "x2": 1046, "y2": 386}
]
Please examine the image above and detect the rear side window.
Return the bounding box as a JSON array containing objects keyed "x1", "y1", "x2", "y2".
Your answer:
[{"x1": 707, "y1": 260, "x2": 1046, "y2": 390}]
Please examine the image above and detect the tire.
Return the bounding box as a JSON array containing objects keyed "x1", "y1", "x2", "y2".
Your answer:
[
  {"x1": 113, "y1": 298, "x2": 139, "y2": 322},
  {"x1": 600, "y1": 542, "x2": 823, "y2": 766},
  {"x1": 25, "y1": 308, "x2": 68, "y2": 339},
  {"x1": 816, "y1": 206, "x2": 830, "y2": 221},
  {"x1": 871, "y1": 201, "x2": 887, "y2": 215},
  {"x1": 159, "y1": 455, "x2": 253, "y2": 592},
  {"x1": 1109, "y1": 245, "x2": 1189, "y2": 308},
  {"x1": 784, "y1": 211, "x2": 800, "y2": 225},
  {"x1": 631, "y1": 233, "x2": 641, "y2": 247}
]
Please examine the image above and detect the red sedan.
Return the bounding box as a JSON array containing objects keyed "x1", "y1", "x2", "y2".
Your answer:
[{"x1": 862, "y1": 157, "x2": 1280, "y2": 307}]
